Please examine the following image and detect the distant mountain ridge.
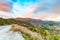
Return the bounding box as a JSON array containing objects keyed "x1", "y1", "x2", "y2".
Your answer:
[
  {"x1": 14, "y1": 18, "x2": 60, "y2": 30},
  {"x1": 13, "y1": 18, "x2": 60, "y2": 24}
]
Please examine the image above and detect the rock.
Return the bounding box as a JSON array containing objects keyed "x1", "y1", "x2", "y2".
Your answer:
[{"x1": 0, "y1": 25, "x2": 25, "y2": 40}]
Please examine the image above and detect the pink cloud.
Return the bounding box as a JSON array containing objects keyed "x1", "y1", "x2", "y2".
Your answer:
[{"x1": 25, "y1": 6, "x2": 37, "y2": 17}]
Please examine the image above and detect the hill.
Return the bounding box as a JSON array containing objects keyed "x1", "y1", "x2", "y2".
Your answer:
[
  {"x1": 0, "y1": 18, "x2": 36, "y2": 32},
  {"x1": 0, "y1": 18, "x2": 60, "y2": 40},
  {"x1": 14, "y1": 18, "x2": 60, "y2": 30}
]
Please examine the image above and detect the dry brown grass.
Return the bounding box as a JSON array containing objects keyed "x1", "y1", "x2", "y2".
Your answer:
[{"x1": 10, "y1": 24, "x2": 44, "y2": 40}]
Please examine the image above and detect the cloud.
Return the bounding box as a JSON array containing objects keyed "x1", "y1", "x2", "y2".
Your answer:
[
  {"x1": 0, "y1": 0, "x2": 60, "y2": 21},
  {"x1": 51, "y1": 5, "x2": 60, "y2": 14},
  {"x1": 35, "y1": 0, "x2": 60, "y2": 12},
  {"x1": 0, "y1": 11, "x2": 14, "y2": 18},
  {"x1": 0, "y1": 0, "x2": 17, "y2": 12},
  {"x1": 12, "y1": 0, "x2": 38, "y2": 18},
  {"x1": 9, "y1": 0, "x2": 60, "y2": 21}
]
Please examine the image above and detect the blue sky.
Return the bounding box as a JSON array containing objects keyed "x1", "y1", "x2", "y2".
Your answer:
[{"x1": 0, "y1": 0, "x2": 60, "y2": 21}]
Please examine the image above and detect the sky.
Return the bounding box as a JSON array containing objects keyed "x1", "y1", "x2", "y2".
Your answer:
[{"x1": 0, "y1": 0, "x2": 60, "y2": 21}]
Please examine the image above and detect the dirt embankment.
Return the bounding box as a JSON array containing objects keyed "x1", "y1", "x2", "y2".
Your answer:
[{"x1": 10, "y1": 24, "x2": 44, "y2": 40}]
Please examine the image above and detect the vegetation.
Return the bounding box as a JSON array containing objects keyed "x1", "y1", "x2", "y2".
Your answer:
[
  {"x1": 0, "y1": 18, "x2": 60, "y2": 40},
  {"x1": 0, "y1": 18, "x2": 36, "y2": 32}
]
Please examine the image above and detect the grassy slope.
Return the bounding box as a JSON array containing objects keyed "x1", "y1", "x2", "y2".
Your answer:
[
  {"x1": 0, "y1": 18, "x2": 39, "y2": 40},
  {"x1": 0, "y1": 18, "x2": 36, "y2": 31},
  {"x1": 0, "y1": 18, "x2": 60, "y2": 40}
]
